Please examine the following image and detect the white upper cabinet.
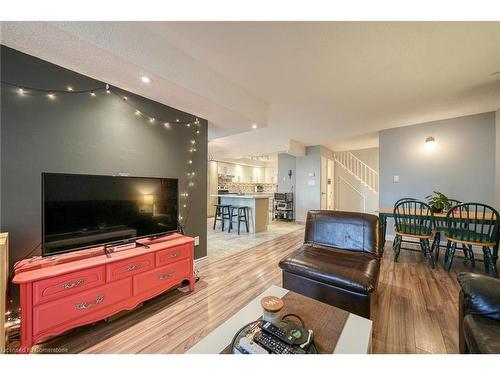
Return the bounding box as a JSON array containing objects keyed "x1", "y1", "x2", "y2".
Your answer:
[{"x1": 217, "y1": 162, "x2": 276, "y2": 184}]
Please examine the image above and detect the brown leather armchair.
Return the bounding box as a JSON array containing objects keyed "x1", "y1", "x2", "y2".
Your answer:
[
  {"x1": 279, "y1": 210, "x2": 381, "y2": 319},
  {"x1": 458, "y1": 272, "x2": 500, "y2": 353}
]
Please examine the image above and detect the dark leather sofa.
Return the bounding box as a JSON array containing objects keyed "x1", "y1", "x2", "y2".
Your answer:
[
  {"x1": 458, "y1": 272, "x2": 500, "y2": 353},
  {"x1": 279, "y1": 210, "x2": 381, "y2": 319}
]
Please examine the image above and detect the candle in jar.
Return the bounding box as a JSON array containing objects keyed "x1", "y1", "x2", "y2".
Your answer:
[{"x1": 261, "y1": 296, "x2": 284, "y2": 325}]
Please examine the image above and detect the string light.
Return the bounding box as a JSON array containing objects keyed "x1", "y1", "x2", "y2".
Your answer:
[{"x1": 3, "y1": 78, "x2": 203, "y2": 232}]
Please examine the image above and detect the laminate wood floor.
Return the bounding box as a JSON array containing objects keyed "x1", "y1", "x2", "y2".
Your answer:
[{"x1": 29, "y1": 230, "x2": 485, "y2": 354}]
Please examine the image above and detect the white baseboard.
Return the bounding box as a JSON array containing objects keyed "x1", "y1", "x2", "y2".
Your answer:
[{"x1": 195, "y1": 255, "x2": 208, "y2": 264}]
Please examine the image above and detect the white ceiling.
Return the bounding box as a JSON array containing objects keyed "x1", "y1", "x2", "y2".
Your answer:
[{"x1": 2, "y1": 22, "x2": 500, "y2": 158}]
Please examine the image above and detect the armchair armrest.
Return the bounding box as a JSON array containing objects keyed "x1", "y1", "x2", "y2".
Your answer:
[{"x1": 457, "y1": 272, "x2": 500, "y2": 321}]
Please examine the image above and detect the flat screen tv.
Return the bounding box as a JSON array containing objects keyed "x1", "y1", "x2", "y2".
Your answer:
[{"x1": 42, "y1": 173, "x2": 179, "y2": 256}]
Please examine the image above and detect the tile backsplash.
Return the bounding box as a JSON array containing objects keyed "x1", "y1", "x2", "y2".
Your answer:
[{"x1": 225, "y1": 182, "x2": 277, "y2": 193}]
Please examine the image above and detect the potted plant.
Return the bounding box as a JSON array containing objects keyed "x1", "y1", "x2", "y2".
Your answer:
[{"x1": 425, "y1": 191, "x2": 450, "y2": 213}]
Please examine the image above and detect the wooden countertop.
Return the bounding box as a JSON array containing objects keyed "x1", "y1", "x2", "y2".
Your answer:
[
  {"x1": 211, "y1": 194, "x2": 272, "y2": 199},
  {"x1": 378, "y1": 207, "x2": 496, "y2": 220}
]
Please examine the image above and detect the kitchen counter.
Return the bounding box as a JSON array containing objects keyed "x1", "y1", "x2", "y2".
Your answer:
[
  {"x1": 211, "y1": 194, "x2": 273, "y2": 199},
  {"x1": 211, "y1": 194, "x2": 271, "y2": 233}
]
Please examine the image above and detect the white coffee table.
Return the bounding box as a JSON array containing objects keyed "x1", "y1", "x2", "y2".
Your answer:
[{"x1": 186, "y1": 285, "x2": 372, "y2": 354}]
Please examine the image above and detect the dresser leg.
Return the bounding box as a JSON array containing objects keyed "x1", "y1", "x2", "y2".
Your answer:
[
  {"x1": 17, "y1": 343, "x2": 32, "y2": 354},
  {"x1": 189, "y1": 277, "x2": 196, "y2": 292}
]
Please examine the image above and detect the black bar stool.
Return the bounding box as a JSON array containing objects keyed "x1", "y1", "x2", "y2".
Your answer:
[
  {"x1": 213, "y1": 204, "x2": 231, "y2": 231},
  {"x1": 228, "y1": 206, "x2": 250, "y2": 235}
]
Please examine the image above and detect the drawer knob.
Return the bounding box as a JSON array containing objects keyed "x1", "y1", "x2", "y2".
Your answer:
[
  {"x1": 62, "y1": 279, "x2": 85, "y2": 289},
  {"x1": 126, "y1": 263, "x2": 141, "y2": 271},
  {"x1": 75, "y1": 295, "x2": 105, "y2": 310},
  {"x1": 157, "y1": 271, "x2": 174, "y2": 280},
  {"x1": 169, "y1": 253, "x2": 179, "y2": 258}
]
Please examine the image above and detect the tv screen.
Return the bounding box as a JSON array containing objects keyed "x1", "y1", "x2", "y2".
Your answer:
[{"x1": 42, "y1": 173, "x2": 178, "y2": 256}]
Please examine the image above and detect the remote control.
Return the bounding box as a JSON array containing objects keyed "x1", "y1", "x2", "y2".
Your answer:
[
  {"x1": 254, "y1": 332, "x2": 302, "y2": 354},
  {"x1": 261, "y1": 321, "x2": 296, "y2": 345},
  {"x1": 238, "y1": 337, "x2": 269, "y2": 354}
]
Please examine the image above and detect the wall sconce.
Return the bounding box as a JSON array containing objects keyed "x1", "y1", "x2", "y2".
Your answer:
[
  {"x1": 143, "y1": 194, "x2": 154, "y2": 205},
  {"x1": 424, "y1": 136, "x2": 437, "y2": 151}
]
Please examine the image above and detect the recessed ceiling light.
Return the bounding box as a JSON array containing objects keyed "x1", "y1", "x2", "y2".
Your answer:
[
  {"x1": 252, "y1": 124, "x2": 258, "y2": 129},
  {"x1": 140, "y1": 76, "x2": 151, "y2": 84}
]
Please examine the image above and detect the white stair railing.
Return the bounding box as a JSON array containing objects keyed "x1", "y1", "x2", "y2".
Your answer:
[{"x1": 334, "y1": 151, "x2": 379, "y2": 193}]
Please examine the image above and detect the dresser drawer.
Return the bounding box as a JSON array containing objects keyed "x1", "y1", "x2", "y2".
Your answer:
[
  {"x1": 106, "y1": 253, "x2": 155, "y2": 282},
  {"x1": 33, "y1": 266, "x2": 105, "y2": 306},
  {"x1": 33, "y1": 278, "x2": 132, "y2": 336},
  {"x1": 156, "y1": 244, "x2": 190, "y2": 267},
  {"x1": 133, "y1": 258, "x2": 190, "y2": 296}
]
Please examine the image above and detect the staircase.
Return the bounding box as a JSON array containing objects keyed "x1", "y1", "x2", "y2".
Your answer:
[{"x1": 334, "y1": 151, "x2": 379, "y2": 194}]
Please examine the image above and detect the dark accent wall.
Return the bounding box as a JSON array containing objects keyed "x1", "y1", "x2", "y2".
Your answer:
[{"x1": 0, "y1": 46, "x2": 208, "y2": 266}]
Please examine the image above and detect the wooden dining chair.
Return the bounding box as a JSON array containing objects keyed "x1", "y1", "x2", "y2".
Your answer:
[
  {"x1": 444, "y1": 203, "x2": 499, "y2": 278},
  {"x1": 394, "y1": 197, "x2": 416, "y2": 206},
  {"x1": 392, "y1": 198, "x2": 419, "y2": 252},
  {"x1": 393, "y1": 200, "x2": 435, "y2": 268},
  {"x1": 432, "y1": 199, "x2": 464, "y2": 261}
]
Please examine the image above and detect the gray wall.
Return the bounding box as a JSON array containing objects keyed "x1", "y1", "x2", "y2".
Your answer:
[
  {"x1": 0, "y1": 46, "x2": 208, "y2": 264},
  {"x1": 380, "y1": 112, "x2": 496, "y2": 234},
  {"x1": 277, "y1": 153, "x2": 296, "y2": 194},
  {"x1": 295, "y1": 145, "x2": 334, "y2": 222}
]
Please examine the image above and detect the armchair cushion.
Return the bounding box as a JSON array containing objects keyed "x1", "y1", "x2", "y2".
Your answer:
[
  {"x1": 279, "y1": 244, "x2": 379, "y2": 295},
  {"x1": 457, "y1": 272, "x2": 500, "y2": 321},
  {"x1": 304, "y1": 210, "x2": 380, "y2": 256},
  {"x1": 463, "y1": 314, "x2": 500, "y2": 354}
]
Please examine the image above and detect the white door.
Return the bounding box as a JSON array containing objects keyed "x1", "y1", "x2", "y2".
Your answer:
[
  {"x1": 327, "y1": 158, "x2": 334, "y2": 210},
  {"x1": 321, "y1": 156, "x2": 328, "y2": 209}
]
